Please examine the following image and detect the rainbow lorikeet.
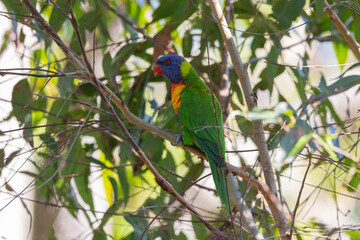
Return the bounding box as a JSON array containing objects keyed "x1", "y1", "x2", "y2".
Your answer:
[{"x1": 153, "y1": 54, "x2": 230, "y2": 214}]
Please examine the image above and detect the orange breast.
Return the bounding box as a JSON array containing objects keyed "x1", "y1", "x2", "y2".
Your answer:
[{"x1": 171, "y1": 83, "x2": 187, "y2": 113}]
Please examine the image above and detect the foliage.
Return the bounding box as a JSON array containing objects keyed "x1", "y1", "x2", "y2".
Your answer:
[{"x1": 0, "y1": 0, "x2": 359, "y2": 239}]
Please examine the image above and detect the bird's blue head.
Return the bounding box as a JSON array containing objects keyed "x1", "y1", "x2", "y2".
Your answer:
[{"x1": 153, "y1": 54, "x2": 186, "y2": 84}]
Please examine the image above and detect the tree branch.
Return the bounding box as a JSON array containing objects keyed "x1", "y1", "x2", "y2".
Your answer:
[
  {"x1": 323, "y1": 0, "x2": 360, "y2": 60},
  {"x1": 207, "y1": 0, "x2": 290, "y2": 238}
]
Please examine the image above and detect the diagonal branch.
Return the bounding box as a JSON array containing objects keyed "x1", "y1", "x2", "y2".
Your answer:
[{"x1": 323, "y1": 0, "x2": 360, "y2": 60}]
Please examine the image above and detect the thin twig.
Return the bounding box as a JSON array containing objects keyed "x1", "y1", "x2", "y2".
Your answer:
[
  {"x1": 34, "y1": 94, "x2": 113, "y2": 115},
  {"x1": 100, "y1": 0, "x2": 175, "y2": 54},
  {"x1": 289, "y1": 156, "x2": 312, "y2": 239},
  {"x1": 227, "y1": 174, "x2": 264, "y2": 239}
]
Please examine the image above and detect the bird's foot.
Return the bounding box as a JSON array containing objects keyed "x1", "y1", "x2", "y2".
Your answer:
[{"x1": 172, "y1": 134, "x2": 183, "y2": 146}]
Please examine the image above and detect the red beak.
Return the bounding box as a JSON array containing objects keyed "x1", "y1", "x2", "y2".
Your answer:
[{"x1": 153, "y1": 64, "x2": 163, "y2": 76}]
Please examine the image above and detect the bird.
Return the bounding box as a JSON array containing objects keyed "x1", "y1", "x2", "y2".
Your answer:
[{"x1": 153, "y1": 54, "x2": 230, "y2": 214}]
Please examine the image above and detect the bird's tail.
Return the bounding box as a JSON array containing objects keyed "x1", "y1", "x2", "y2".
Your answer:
[{"x1": 208, "y1": 158, "x2": 231, "y2": 214}]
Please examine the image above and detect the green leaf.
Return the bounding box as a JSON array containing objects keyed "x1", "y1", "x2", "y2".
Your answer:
[
  {"x1": 97, "y1": 200, "x2": 123, "y2": 230},
  {"x1": 347, "y1": 175, "x2": 360, "y2": 192},
  {"x1": 93, "y1": 230, "x2": 107, "y2": 240},
  {"x1": 271, "y1": 0, "x2": 305, "y2": 29},
  {"x1": 250, "y1": 35, "x2": 266, "y2": 56},
  {"x1": 326, "y1": 75, "x2": 360, "y2": 95},
  {"x1": 102, "y1": 52, "x2": 115, "y2": 79},
  {"x1": 347, "y1": 231, "x2": 360, "y2": 239},
  {"x1": 12, "y1": 79, "x2": 32, "y2": 124},
  {"x1": 69, "y1": 29, "x2": 86, "y2": 54},
  {"x1": 292, "y1": 66, "x2": 308, "y2": 102},
  {"x1": 78, "y1": 83, "x2": 97, "y2": 97},
  {"x1": 333, "y1": 42, "x2": 348, "y2": 70},
  {"x1": 159, "y1": 151, "x2": 177, "y2": 185},
  {"x1": 249, "y1": 102, "x2": 294, "y2": 124},
  {"x1": 288, "y1": 134, "x2": 312, "y2": 156},
  {"x1": 139, "y1": 133, "x2": 164, "y2": 162},
  {"x1": 154, "y1": 102, "x2": 176, "y2": 128},
  {"x1": 79, "y1": 11, "x2": 100, "y2": 31},
  {"x1": 354, "y1": 15, "x2": 360, "y2": 42},
  {"x1": 248, "y1": 108, "x2": 279, "y2": 124},
  {"x1": 234, "y1": 0, "x2": 257, "y2": 19},
  {"x1": 112, "y1": 44, "x2": 136, "y2": 69},
  {"x1": 32, "y1": 94, "x2": 47, "y2": 110},
  {"x1": 182, "y1": 31, "x2": 193, "y2": 57},
  {"x1": 152, "y1": 0, "x2": 183, "y2": 22},
  {"x1": 0, "y1": 33, "x2": 9, "y2": 54},
  {"x1": 47, "y1": 100, "x2": 70, "y2": 133},
  {"x1": 48, "y1": 0, "x2": 74, "y2": 32},
  {"x1": 277, "y1": 120, "x2": 312, "y2": 163},
  {"x1": 116, "y1": 154, "x2": 130, "y2": 203},
  {"x1": 257, "y1": 47, "x2": 284, "y2": 93},
  {"x1": 4, "y1": 150, "x2": 20, "y2": 166},
  {"x1": 124, "y1": 211, "x2": 148, "y2": 240},
  {"x1": 2, "y1": 0, "x2": 36, "y2": 21},
  {"x1": 108, "y1": 176, "x2": 119, "y2": 202},
  {"x1": 11, "y1": 79, "x2": 33, "y2": 146},
  {"x1": 62, "y1": 138, "x2": 83, "y2": 175},
  {"x1": 75, "y1": 169, "x2": 94, "y2": 209},
  {"x1": 58, "y1": 77, "x2": 74, "y2": 97},
  {"x1": 177, "y1": 162, "x2": 204, "y2": 193}
]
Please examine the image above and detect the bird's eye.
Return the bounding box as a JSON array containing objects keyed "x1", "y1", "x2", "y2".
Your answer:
[{"x1": 165, "y1": 59, "x2": 171, "y2": 65}]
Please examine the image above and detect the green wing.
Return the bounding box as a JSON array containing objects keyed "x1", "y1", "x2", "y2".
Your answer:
[{"x1": 178, "y1": 82, "x2": 230, "y2": 214}]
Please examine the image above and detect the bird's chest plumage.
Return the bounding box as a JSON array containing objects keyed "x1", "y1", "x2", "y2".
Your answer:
[{"x1": 171, "y1": 83, "x2": 187, "y2": 113}]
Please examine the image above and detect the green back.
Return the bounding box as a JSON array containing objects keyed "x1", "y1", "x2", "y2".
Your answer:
[
  {"x1": 178, "y1": 62, "x2": 226, "y2": 166},
  {"x1": 177, "y1": 61, "x2": 230, "y2": 213}
]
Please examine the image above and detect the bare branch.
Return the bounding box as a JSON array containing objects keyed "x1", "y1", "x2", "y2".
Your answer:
[{"x1": 323, "y1": 0, "x2": 360, "y2": 60}]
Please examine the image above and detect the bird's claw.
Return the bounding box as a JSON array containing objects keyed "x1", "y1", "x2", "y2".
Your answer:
[{"x1": 172, "y1": 134, "x2": 183, "y2": 146}]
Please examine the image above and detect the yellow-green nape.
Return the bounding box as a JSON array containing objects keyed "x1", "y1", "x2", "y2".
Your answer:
[{"x1": 180, "y1": 61, "x2": 191, "y2": 77}]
